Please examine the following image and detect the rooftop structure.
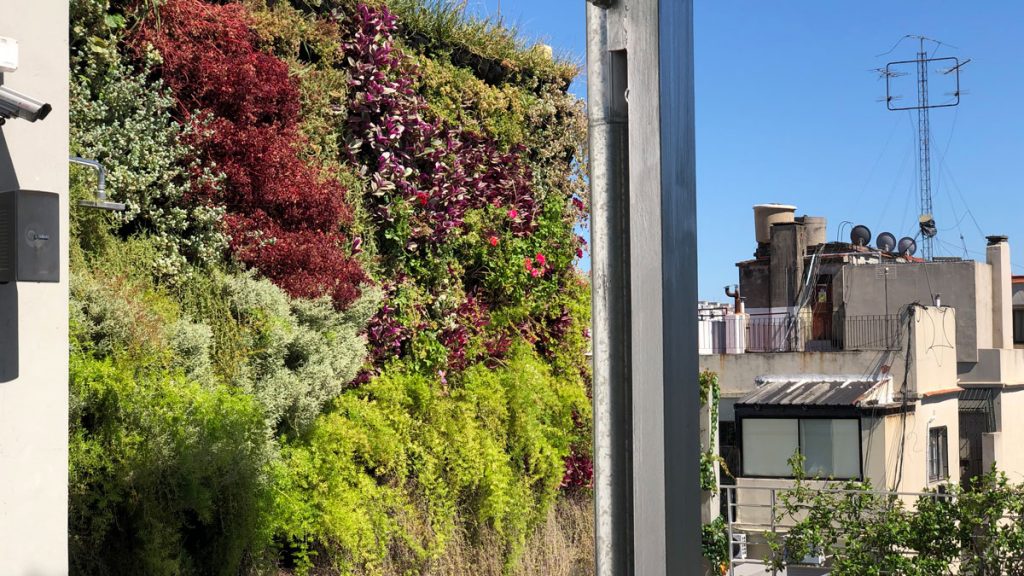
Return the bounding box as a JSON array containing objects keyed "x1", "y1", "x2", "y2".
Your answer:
[{"x1": 700, "y1": 202, "x2": 1024, "y2": 504}]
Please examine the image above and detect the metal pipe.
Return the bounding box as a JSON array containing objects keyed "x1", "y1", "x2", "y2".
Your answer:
[
  {"x1": 587, "y1": 3, "x2": 633, "y2": 575},
  {"x1": 69, "y1": 156, "x2": 106, "y2": 200},
  {"x1": 727, "y1": 487, "x2": 735, "y2": 576},
  {"x1": 69, "y1": 156, "x2": 125, "y2": 211}
]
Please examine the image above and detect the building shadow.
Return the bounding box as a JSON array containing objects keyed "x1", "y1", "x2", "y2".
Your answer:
[{"x1": 0, "y1": 130, "x2": 20, "y2": 382}]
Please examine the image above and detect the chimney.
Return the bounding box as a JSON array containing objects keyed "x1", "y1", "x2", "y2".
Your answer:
[{"x1": 987, "y1": 236, "x2": 1012, "y2": 349}]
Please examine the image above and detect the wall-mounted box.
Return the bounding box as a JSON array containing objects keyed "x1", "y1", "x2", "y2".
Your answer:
[
  {"x1": 0, "y1": 189, "x2": 59, "y2": 283},
  {"x1": 0, "y1": 36, "x2": 17, "y2": 73}
]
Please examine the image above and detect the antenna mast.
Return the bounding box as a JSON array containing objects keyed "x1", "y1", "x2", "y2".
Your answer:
[
  {"x1": 878, "y1": 35, "x2": 968, "y2": 261},
  {"x1": 915, "y1": 37, "x2": 933, "y2": 260}
]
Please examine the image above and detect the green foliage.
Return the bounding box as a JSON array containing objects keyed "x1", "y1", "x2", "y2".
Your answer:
[
  {"x1": 701, "y1": 517, "x2": 729, "y2": 572},
  {"x1": 68, "y1": 0, "x2": 591, "y2": 572},
  {"x1": 761, "y1": 457, "x2": 1024, "y2": 575},
  {"x1": 188, "y1": 270, "x2": 381, "y2": 434},
  {"x1": 70, "y1": 52, "x2": 226, "y2": 279},
  {"x1": 273, "y1": 345, "x2": 588, "y2": 574},
  {"x1": 69, "y1": 348, "x2": 273, "y2": 576},
  {"x1": 699, "y1": 370, "x2": 722, "y2": 492},
  {"x1": 384, "y1": 0, "x2": 578, "y2": 89},
  {"x1": 73, "y1": 238, "x2": 381, "y2": 436}
]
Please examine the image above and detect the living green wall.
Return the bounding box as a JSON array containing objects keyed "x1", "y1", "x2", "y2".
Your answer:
[{"x1": 68, "y1": 0, "x2": 590, "y2": 573}]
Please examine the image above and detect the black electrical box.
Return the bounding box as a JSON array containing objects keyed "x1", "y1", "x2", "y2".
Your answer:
[{"x1": 0, "y1": 189, "x2": 60, "y2": 283}]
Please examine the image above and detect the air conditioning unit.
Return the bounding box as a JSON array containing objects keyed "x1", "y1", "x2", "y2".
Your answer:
[
  {"x1": 730, "y1": 532, "x2": 747, "y2": 560},
  {"x1": 800, "y1": 547, "x2": 826, "y2": 566}
]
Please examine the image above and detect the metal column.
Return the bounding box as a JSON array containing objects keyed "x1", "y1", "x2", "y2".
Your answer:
[
  {"x1": 587, "y1": 1, "x2": 701, "y2": 574},
  {"x1": 587, "y1": 3, "x2": 632, "y2": 575}
]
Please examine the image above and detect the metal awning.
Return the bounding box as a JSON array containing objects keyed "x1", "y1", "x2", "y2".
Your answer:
[
  {"x1": 735, "y1": 376, "x2": 898, "y2": 417},
  {"x1": 738, "y1": 377, "x2": 882, "y2": 407}
]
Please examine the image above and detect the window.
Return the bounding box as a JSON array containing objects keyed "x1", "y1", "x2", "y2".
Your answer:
[
  {"x1": 929, "y1": 426, "x2": 949, "y2": 483},
  {"x1": 719, "y1": 421, "x2": 740, "y2": 485},
  {"x1": 742, "y1": 419, "x2": 798, "y2": 477},
  {"x1": 741, "y1": 418, "x2": 860, "y2": 478},
  {"x1": 1014, "y1": 309, "x2": 1024, "y2": 345}
]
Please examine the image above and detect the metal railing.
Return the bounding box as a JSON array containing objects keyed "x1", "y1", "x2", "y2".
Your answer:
[
  {"x1": 745, "y1": 313, "x2": 902, "y2": 353},
  {"x1": 717, "y1": 484, "x2": 1021, "y2": 575}
]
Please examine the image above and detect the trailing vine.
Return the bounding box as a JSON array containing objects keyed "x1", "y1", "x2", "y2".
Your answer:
[{"x1": 699, "y1": 370, "x2": 722, "y2": 492}]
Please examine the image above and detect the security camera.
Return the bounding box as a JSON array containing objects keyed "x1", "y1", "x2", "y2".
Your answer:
[{"x1": 0, "y1": 85, "x2": 51, "y2": 125}]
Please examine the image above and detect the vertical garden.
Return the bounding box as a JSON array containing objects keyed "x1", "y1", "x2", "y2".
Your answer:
[{"x1": 68, "y1": 0, "x2": 592, "y2": 573}]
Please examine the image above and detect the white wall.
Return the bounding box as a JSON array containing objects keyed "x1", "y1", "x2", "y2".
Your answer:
[
  {"x1": 0, "y1": 2, "x2": 70, "y2": 574},
  {"x1": 990, "y1": 388, "x2": 1024, "y2": 483}
]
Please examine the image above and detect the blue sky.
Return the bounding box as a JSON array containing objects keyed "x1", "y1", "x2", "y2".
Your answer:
[{"x1": 467, "y1": 1, "x2": 1024, "y2": 301}]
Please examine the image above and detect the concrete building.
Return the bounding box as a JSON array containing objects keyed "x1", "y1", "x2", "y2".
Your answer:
[
  {"x1": 700, "y1": 204, "x2": 1024, "y2": 503},
  {"x1": 0, "y1": 3, "x2": 70, "y2": 574},
  {"x1": 1013, "y1": 275, "x2": 1024, "y2": 348}
]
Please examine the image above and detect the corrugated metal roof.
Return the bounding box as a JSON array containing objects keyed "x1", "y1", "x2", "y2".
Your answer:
[{"x1": 736, "y1": 377, "x2": 882, "y2": 407}]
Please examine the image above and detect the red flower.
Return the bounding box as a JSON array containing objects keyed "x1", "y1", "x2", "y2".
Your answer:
[
  {"x1": 416, "y1": 192, "x2": 429, "y2": 206},
  {"x1": 488, "y1": 235, "x2": 499, "y2": 247},
  {"x1": 531, "y1": 268, "x2": 541, "y2": 278},
  {"x1": 535, "y1": 252, "x2": 547, "y2": 266},
  {"x1": 576, "y1": 247, "x2": 584, "y2": 258},
  {"x1": 524, "y1": 257, "x2": 534, "y2": 271},
  {"x1": 508, "y1": 208, "x2": 519, "y2": 219}
]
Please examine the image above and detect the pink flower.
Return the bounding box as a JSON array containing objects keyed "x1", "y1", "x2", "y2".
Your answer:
[
  {"x1": 530, "y1": 268, "x2": 541, "y2": 278},
  {"x1": 535, "y1": 252, "x2": 546, "y2": 266},
  {"x1": 508, "y1": 208, "x2": 519, "y2": 219},
  {"x1": 488, "y1": 235, "x2": 499, "y2": 247},
  {"x1": 524, "y1": 257, "x2": 534, "y2": 270},
  {"x1": 576, "y1": 247, "x2": 584, "y2": 258}
]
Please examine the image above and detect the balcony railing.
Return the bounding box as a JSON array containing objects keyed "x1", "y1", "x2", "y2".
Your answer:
[
  {"x1": 717, "y1": 483, "x2": 1019, "y2": 575},
  {"x1": 745, "y1": 312, "x2": 902, "y2": 353}
]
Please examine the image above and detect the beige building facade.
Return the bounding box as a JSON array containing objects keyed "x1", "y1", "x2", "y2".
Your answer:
[
  {"x1": 0, "y1": 2, "x2": 70, "y2": 574},
  {"x1": 702, "y1": 205, "x2": 1024, "y2": 532}
]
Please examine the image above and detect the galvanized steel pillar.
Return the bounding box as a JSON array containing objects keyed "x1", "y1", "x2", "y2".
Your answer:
[{"x1": 587, "y1": 0, "x2": 701, "y2": 574}]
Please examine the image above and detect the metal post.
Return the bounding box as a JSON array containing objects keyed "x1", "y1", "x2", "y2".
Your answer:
[
  {"x1": 770, "y1": 488, "x2": 778, "y2": 576},
  {"x1": 587, "y1": 2, "x2": 632, "y2": 575},
  {"x1": 727, "y1": 487, "x2": 735, "y2": 576},
  {"x1": 587, "y1": 0, "x2": 701, "y2": 574}
]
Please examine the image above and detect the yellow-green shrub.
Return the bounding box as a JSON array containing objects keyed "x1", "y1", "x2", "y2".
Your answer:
[{"x1": 273, "y1": 344, "x2": 588, "y2": 574}]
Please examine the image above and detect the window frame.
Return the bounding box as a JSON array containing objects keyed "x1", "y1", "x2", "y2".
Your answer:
[
  {"x1": 1013, "y1": 308, "x2": 1024, "y2": 345},
  {"x1": 737, "y1": 416, "x2": 863, "y2": 480},
  {"x1": 928, "y1": 426, "x2": 950, "y2": 483}
]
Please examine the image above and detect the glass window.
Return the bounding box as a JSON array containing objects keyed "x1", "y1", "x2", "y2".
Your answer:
[
  {"x1": 742, "y1": 419, "x2": 798, "y2": 476},
  {"x1": 742, "y1": 418, "x2": 860, "y2": 478},
  {"x1": 801, "y1": 419, "x2": 860, "y2": 478},
  {"x1": 1014, "y1": 309, "x2": 1024, "y2": 344},
  {"x1": 929, "y1": 426, "x2": 949, "y2": 483}
]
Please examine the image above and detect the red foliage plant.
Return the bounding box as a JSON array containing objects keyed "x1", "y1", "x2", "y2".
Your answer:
[{"x1": 133, "y1": 0, "x2": 364, "y2": 307}]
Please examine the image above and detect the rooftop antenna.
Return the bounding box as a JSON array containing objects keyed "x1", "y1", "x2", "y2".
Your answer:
[{"x1": 876, "y1": 35, "x2": 969, "y2": 261}]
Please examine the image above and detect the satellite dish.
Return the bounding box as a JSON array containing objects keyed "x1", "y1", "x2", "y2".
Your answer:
[
  {"x1": 898, "y1": 237, "x2": 917, "y2": 257},
  {"x1": 876, "y1": 232, "x2": 897, "y2": 252},
  {"x1": 851, "y1": 225, "x2": 872, "y2": 247}
]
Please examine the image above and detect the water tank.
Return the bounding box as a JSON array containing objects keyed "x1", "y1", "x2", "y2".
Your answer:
[
  {"x1": 801, "y1": 215, "x2": 827, "y2": 246},
  {"x1": 753, "y1": 204, "x2": 797, "y2": 244}
]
